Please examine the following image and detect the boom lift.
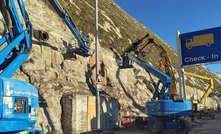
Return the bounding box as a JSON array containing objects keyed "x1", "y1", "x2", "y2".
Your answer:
[
  {"x1": 184, "y1": 72, "x2": 215, "y2": 119},
  {"x1": 48, "y1": 0, "x2": 91, "y2": 56},
  {"x1": 0, "y1": 0, "x2": 48, "y2": 133},
  {"x1": 123, "y1": 53, "x2": 192, "y2": 134}
]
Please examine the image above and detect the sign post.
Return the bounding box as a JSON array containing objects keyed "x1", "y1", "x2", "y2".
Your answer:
[{"x1": 176, "y1": 30, "x2": 184, "y2": 99}]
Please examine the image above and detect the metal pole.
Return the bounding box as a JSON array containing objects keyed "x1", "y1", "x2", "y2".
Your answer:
[
  {"x1": 95, "y1": 0, "x2": 100, "y2": 130},
  {"x1": 176, "y1": 30, "x2": 183, "y2": 99},
  {"x1": 182, "y1": 69, "x2": 186, "y2": 100}
]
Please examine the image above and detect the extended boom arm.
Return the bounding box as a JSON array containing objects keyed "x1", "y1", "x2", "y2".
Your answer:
[
  {"x1": 128, "y1": 53, "x2": 172, "y2": 100},
  {"x1": 49, "y1": 0, "x2": 91, "y2": 56},
  {"x1": 121, "y1": 33, "x2": 149, "y2": 55},
  {"x1": 0, "y1": 0, "x2": 32, "y2": 78},
  {"x1": 132, "y1": 38, "x2": 178, "y2": 98},
  {"x1": 184, "y1": 72, "x2": 214, "y2": 104}
]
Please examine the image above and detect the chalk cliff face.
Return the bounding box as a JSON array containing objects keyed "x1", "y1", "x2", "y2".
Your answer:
[{"x1": 1, "y1": 0, "x2": 220, "y2": 133}]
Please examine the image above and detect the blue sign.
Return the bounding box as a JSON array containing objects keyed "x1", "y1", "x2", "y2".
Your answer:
[{"x1": 180, "y1": 26, "x2": 221, "y2": 66}]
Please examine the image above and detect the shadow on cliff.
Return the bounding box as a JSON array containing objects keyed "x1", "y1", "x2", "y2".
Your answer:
[
  {"x1": 99, "y1": 96, "x2": 120, "y2": 130},
  {"x1": 83, "y1": 52, "x2": 121, "y2": 132},
  {"x1": 38, "y1": 95, "x2": 57, "y2": 133},
  {"x1": 110, "y1": 47, "x2": 145, "y2": 113},
  {"x1": 20, "y1": 63, "x2": 57, "y2": 133},
  {"x1": 85, "y1": 63, "x2": 97, "y2": 95},
  {"x1": 32, "y1": 38, "x2": 78, "y2": 60},
  {"x1": 81, "y1": 96, "x2": 120, "y2": 133},
  {"x1": 116, "y1": 68, "x2": 145, "y2": 113},
  {"x1": 85, "y1": 56, "x2": 107, "y2": 96},
  {"x1": 32, "y1": 40, "x2": 58, "y2": 51}
]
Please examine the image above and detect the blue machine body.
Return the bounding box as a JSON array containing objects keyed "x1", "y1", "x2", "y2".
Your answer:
[
  {"x1": 126, "y1": 53, "x2": 192, "y2": 131},
  {"x1": 146, "y1": 99, "x2": 192, "y2": 117},
  {"x1": 0, "y1": 0, "x2": 43, "y2": 133},
  {"x1": 0, "y1": 78, "x2": 41, "y2": 133},
  {"x1": 127, "y1": 53, "x2": 192, "y2": 116},
  {"x1": 48, "y1": 0, "x2": 91, "y2": 56}
]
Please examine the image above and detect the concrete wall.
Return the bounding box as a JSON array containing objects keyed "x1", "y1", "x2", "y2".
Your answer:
[
  {"x1": 61, "y1": 94, "x2": 88, "y2": 134},
  {"x1": 61, "y1": 94, "x2": 120, "y2": 134}
]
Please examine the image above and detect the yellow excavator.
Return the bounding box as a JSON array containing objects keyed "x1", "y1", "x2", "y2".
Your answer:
[{"x1": 184, "y1": 72, "x2": 215, "y2": 120}]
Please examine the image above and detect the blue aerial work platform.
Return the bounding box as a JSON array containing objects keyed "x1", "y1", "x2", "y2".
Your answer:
[{"x1": 121, "y1": 53, "x2": 192, "y2": 134}]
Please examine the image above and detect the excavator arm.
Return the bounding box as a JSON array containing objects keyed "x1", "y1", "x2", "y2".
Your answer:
[
  {"x1": 154, "y1": 42, "x2": 177, "y2": 98},
  {"x1": 120, "y1": 33, "x2": 149, "y2": 55},
  {"x1": 111, "y1": 33, "x2": 149, "y2": 69},
  {"x1": 134, "y1": 38, "x2": 178, "y2": 98}
]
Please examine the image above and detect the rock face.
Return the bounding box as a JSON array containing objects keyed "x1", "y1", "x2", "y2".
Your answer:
[{"x1": 0, "y1": 0, "x2": 219, "y2": 133}]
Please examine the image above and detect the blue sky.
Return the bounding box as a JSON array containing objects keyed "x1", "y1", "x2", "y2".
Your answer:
[{"x1": 113, "y1": 0, "x2": 221, "y2": 73}]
